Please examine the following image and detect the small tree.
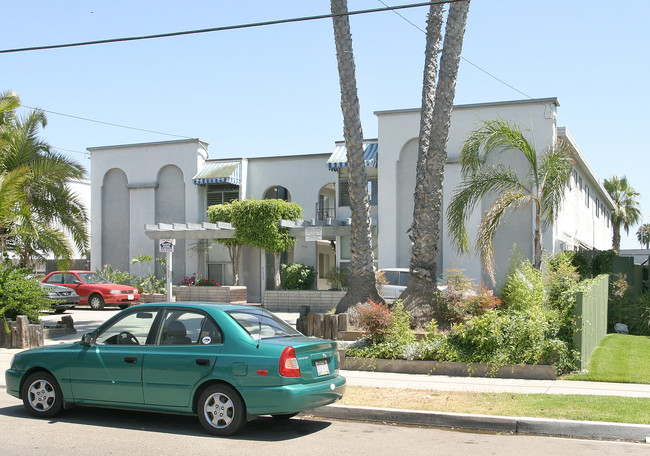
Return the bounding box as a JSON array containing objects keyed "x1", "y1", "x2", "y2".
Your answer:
[
  {"x1": 207, "y1": 202, "x2": 244, "y2": 285},
  {"x1": 210, "y1": 199, "x2": 302, "y2": 289}
]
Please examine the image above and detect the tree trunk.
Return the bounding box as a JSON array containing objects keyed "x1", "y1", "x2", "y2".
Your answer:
[
  {"x1": 612, "y1": 224, "x2": 621, "y2": 252},
  {"x1": 228, "y1": 244, "x2": 241, "y2": 286},
  {"x1": 274, "y1": 252, "x2": 281, "y2": 290},
  {"x1": 534, "y1": 205, "x2": 543, "y2": 269},
  {"x1": 330, "y1": 0, "x2": 383, "y2": 314},
  {"x1": 403, "y1": 1, "x2": 471, "y2": 326}
]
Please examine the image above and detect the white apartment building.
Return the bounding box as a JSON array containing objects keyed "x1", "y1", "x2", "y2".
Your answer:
[{"x1": 89, "y1": 98, "x2": 614, "y2": 302}]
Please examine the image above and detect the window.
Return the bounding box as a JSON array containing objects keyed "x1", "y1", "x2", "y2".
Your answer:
[
  {"x1": 338, "y1": 176, "x2": 378, "y2": 207},
  {"x1": 96, "y1": 310, "x2": 158, "y2": 345},
  {"x1": 207, "y1": 184, "x2": 239, "y2": 207},
  {"x1": 585, "y1": 186, "x2": 590, "y2": 207},
  {"x1": 159, "y1": 310, "x2": 222, "y2": 345}
]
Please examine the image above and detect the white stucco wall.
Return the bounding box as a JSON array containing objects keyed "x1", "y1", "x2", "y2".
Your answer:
[
  {"x1": 89, "y1": 139, "x2": 209, "y2": 279},
  {"x1": 375, "y1": 98, "x2": 583, "y2": 286}
]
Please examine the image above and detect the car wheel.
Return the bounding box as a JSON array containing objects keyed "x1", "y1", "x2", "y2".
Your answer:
[
  {"x1": 198, "y1": 384, "x2": 246, "y2": 436},
  {"x1": 89, "y1": 294, "x2": 105, "y2": 310},
  {"x1": 22, "y1": 371, "x2": 64, "y2": 418},
  {"x1": 271, "y1": 412, "x2": 299, "y2": 420}
]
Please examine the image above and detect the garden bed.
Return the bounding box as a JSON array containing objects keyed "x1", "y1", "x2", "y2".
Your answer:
[
  {"x1": 172, "y1": 285, "x2": 247, "y2": 303},
  {"x1": 338, "y1": 350, "x2": 557, "y2": 380}
]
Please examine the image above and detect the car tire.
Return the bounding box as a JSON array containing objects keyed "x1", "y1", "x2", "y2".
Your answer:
[
  {"x1": 198, "y1": 384, "x2": 246, "y2": 436},
  {"x1": 22, "y1": 371, "x2": 64, "y2": 418},
  {"x1": 89, "y1": 294, "x2": 105, "y2": 310}
]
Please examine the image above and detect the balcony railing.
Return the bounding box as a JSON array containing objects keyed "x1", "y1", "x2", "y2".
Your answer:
[{"x1": 316, "y1": 206, "x2": 336, "y2": 220}]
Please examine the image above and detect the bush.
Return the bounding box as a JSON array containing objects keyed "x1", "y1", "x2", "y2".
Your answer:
[
  {"x1": 96, "y1": 264, "x2": 134, "y2": 285},
  {"x1": 356, "y1": 300, "x2": 393, "y2": 344},
  {"x1": 280, "y1": 263, "x2": 315, "y2": 290},
  {"x1": 499, "y1": 255, "x2": 544, "y2": 311},
  {"x1": 325, "y1": 267, "x2": 348, "y2": 290},
  {"x1": 439, "y1": 269, "x2": 500, "y2": 324},
  {"x1": 0, "y1": 264, "x2": 51, "y2": 331}
]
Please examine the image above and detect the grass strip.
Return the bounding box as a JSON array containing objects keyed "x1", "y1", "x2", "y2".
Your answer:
[
  {"x1": 565, "y1": 334, "x2": 650, "y2": 384},
  {"x1": 339, "y1": 386, "x2": 650, "y2": 424}
]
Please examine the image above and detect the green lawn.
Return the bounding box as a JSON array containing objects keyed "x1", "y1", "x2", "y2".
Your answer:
[
  {"x1": 565, "y1": 334, "x2": 650, "y2": 384},
  {"x1": 340, "y1": 387, "x2": 650, "y2": 424}
]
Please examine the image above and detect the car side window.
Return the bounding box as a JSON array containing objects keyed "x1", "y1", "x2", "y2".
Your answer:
[
  {"x1": 63, "y1": 273, "x2": 80, "y2": 285},
  {"x1": 95, "y1": 310, "x2": 158, "y2": 345},
  {"x1": 158, "y1": 310, "x2": 222, "y2": 345},
  {"x1": 44, "y1": 273, "x2": 63, "y2": 284}
]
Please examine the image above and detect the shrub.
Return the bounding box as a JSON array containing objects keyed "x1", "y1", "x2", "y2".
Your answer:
[
  {"x1": 96, "y1": 264, "x2": 134, "y2": 285},
  {"x1": 280, "y1": 263, "x2": 315, "y2": 290},
  {"x1": 0, "y1": 264, "x2": 51, "y2": 331},
  {"x1": 499, "y1": 255, "x2": 544, "y2": 311},
  {"x1": 438, "y1": 269, "x2": 500, "y2": 324},
  {"x1": 325, "y1": 267, "x2": 348, "y2": 290},
  {"x1": 356, "y1": 300, "x2": 393, "y2": 344}
]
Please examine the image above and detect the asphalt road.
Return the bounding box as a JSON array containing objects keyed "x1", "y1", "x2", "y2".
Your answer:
[{"x1": 1, "y1": 394, "x2": 648, "y2": 456}]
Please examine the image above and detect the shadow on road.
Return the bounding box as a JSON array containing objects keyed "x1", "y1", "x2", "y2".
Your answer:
[{"x1": 0, "y1": 403, "x2": 331, "y2": 441}]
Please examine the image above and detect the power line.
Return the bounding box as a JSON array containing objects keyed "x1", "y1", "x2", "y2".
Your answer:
[
  {"x1": 377, "y1": 0, "x2": 533, "y2": 99},
  {"x1": 0, "y1": 1, "x2": 462, "y2": 54},
  {"x1": 19, "y1": 104, "x2": 194, "y2": 140}
]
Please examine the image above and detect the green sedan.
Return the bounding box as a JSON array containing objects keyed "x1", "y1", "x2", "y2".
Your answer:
[{"x1": 5, "y1": 303, "x2": 346, "y2": 436}]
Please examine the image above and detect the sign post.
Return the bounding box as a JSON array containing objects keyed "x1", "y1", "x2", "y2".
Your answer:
[{"x1": 159, "y1": 239, "x2": 175, "y2": 302}]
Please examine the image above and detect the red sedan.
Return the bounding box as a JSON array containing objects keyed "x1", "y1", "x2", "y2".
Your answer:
[{"x1": 42, "y1": 271, "x2": 140, "y2": 310}]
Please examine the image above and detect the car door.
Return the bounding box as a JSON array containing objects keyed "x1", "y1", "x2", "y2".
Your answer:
[
  {"x1": 63, "y1": 272, "x2": 89, "y2": 303},
  {"x1": 68, "y1": 309, "x2": 158, "y2": 404},
  {"x1": 142, "y1": 309, "x2": 222, "y2": 407}
]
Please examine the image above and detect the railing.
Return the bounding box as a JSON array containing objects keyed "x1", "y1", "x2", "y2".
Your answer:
[{"x1": 316, "y1": 205, "x2": 336, "y2": 220}]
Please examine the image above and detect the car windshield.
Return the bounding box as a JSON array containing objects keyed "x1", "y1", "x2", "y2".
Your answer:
[
  {"x1": 226, "y1": 309, "x2": 302, "y2": 341},
  {"x1": 77, "y1": 272, "x2": 110, "y2": 284}
]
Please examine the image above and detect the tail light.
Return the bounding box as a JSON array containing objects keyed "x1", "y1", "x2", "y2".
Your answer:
[{"x1": 279, "y1": 346, "x2": 301, "y2": 377}]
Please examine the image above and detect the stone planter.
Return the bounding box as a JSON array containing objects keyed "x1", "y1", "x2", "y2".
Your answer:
[
  {"x1": 172, "y1": 285, "x2": 247, "y2": 303},
  {"x1": 338, "y1": 351, "x2": 557, "y2": 380},
  {"x1": 264, "y1": 290, "x2": 346, "y2": 312},
  {"x1": 138, "y1": 293, "x2": 173, "y2": 303}
]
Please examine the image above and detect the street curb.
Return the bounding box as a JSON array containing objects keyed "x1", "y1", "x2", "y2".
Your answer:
[{"x1": 305, "y1": 404, "x2": 650, "y2": 443}]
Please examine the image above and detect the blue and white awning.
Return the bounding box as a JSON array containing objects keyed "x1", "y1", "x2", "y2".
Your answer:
[
  {"x1": 326, "y1": 142, "x2": 378, "y2": 170},
  {"x1": 193, "y1": 161, "x2": 241, "y2": 185}
]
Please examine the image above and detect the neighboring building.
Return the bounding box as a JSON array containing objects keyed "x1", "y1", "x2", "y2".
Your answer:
[{"x1": 89, "y1": 98, "x2": 614, "y2": 301}]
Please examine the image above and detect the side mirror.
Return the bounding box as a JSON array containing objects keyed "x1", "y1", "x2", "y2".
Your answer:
[
  {"x1": 73, "y1": 280, "x2": 82, "y2": 285},
  {"x1": 80, "y1": 333, "x2": 94, "y2": 346}
]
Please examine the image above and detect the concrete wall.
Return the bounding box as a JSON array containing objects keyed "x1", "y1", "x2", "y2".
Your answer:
[{"x1": 89, "y1": 139, "x2": 209, "y2": 281}]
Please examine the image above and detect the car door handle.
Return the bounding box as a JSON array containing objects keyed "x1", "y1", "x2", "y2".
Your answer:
[
  {"x1": 124, "y1": 356, "x2": 138, "y2": 364},
  {"x1": 195, "y1": 358, "x2": 210, "y2": 366}
]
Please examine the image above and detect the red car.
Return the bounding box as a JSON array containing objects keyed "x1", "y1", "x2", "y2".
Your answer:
[{"x1": 42, "y1": 271, "x2": 140, "y2": 310}]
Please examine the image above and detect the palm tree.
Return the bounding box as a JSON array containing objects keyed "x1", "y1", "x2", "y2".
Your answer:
[
  {"x1": 636, "y1": 223, "x2": 650, "y2": 249},
  {"x1": 603, "y1": 176, "x2": 641, "y2": 251},
  {"x1": 402, "y1": 0, "x2": 470, "y2": 323},
  {"x1": 330, "y1": 0, "x2": 383, "y2": 313},
  {"x1": 0, "y1": 93, "x2": 89, "y2": 268},
  {"x1": 447, "y1": 119, "x2": 574, "y2": 283}
]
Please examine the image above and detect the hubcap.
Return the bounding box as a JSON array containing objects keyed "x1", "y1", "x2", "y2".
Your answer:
[
  {"x1": 27, "y1": 380, "x2": 56, "y2": 412},
  {"x1": 204, "y1": 392, "x2": 235, "y2": 428}
]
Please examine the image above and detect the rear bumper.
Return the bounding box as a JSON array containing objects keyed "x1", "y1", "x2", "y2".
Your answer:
[{"x1": 241, "y1": 375, "x2": 346, "y2": 415}]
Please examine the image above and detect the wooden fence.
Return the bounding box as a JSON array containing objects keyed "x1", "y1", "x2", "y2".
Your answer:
[{"x1": 0, "y1": 316, "x2": 44, "y2": 349}]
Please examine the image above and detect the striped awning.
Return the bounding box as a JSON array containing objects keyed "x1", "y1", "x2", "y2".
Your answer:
[
  {"x1": 193, "y1": 161, "x2": 241, "y2": 185},
  {"x1": 326, "y1": 142, "x2": 378, "y2": 170}
]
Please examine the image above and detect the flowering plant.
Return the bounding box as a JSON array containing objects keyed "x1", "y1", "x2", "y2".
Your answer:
[{"x1": 179, "y1": 273, "x2": 220, "y2": 286}]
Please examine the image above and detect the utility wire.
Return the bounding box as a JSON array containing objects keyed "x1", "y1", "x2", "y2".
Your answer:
[
  {"x1": 19, "y1": 104, "x2": 194, "y2": 140},
  {"x1": 0, "y1": 1, "x2": 462, "y2": 54},
  {"x1": 377, "y1": 0, "x2": 533, "y2": 99}
]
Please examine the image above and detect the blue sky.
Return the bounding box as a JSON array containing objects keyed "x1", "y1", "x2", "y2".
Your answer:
[{"x1": 3, "y1": 0, "x2": 649, "y2": 249}]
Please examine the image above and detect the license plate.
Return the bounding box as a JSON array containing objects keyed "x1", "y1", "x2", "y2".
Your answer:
[
  {"x1": 128, "y1": 294, "x2": 134, "y2": 300},
  {"x1": 315, "y1": 359, "x2": 330, "y2": 376}
]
